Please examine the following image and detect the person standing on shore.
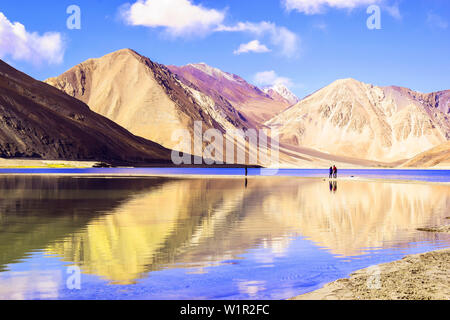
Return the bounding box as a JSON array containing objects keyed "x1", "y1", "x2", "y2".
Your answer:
[
  {"x1": 333, "y1": 165, "x2": 338, "y2": 179},
  {"x1": 329, "y1": 166, "x2": 333, "y2": 179},
  {"x1": 244, "y1": 166, "x2": 249, "y2": 188}
]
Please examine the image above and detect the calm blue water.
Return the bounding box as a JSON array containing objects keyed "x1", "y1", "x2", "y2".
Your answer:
[
  {"x1": 0, "y1": 173, "x2": 448, "y2": 300},
  {"x1": 1, "y1": 168, "x2": 449, "y2": 183}
]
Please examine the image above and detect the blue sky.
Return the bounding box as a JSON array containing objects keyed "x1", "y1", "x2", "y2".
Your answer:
[{"x1": 0, "y1": 0, "x2": 449, "y2": 98}]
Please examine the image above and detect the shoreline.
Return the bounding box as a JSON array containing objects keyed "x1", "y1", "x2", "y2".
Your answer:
[
  {"x1": 0, "y1": 169, "x2": 448, "y2": 185},
  {"x1": 1, "y1": 158, "x2": 450, "y2": 171},
  {"x1": 0, "y1": 173, "x2": 448, "y2": 185},
  {"x1": 290, "y1": 226, "x2": 450, "y2": 300}
]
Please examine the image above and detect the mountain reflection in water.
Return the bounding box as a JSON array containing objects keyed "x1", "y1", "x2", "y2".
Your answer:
[{"x1": 0, "y1": 176, "x2": 449, "y2": 298}]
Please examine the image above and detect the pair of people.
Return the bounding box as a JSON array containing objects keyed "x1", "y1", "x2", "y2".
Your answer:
[{"x1": 329, "y1": 165, "x2": 338, "y2": 179}]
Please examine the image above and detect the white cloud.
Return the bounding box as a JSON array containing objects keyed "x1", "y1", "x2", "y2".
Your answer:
[
  {"x1": 282, "y1": 0, "x2": 381, "y2": 14},
  {"x1": 283, "y1": 0, "x2": 402, "y2": 19},
  {"x1": 216, "y1": 22, "x2": 300, "y2": 58},
  {"x1": 427, "y1": 12, "x2": 448, "y2": 30},
  {"x1": 121, "y1": 0, "x2": 225, "y2": 37},
  {"x1": 120, "y1": 1, "x2": 300, "y2": 57},
  {"x1": 253, "y1": 70, "x2": 293, "y2": 87},
  {"x1": 0, "y1": 12, "x2": 65, "y2": 65},
  {"x1": 233, "y1": 40, "x2": 271, "y2": 55}
]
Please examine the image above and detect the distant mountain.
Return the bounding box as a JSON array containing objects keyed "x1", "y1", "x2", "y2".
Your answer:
[
  {"x1": 263, "y1": 83, "x2": 299, "y2": 106},
  {"x1": 46, "y1": 49, "x2": 255, "y2": 162},
  {"x1": 267, "y1": 78, "x2": 449, "y2": 162},
  {"x1": 387, "y1": 86, "x2": 449, "y2": 116},
  {"x1": 401, "y1": 141, "x2": 450, "y2": 168},
  {"x1": 167, "y1": 63, "x2": 291, "y2": 124},
  {"x1": 44, "y1": 49, "x2": 449, "y2": 166},
  {"x1": 0, "y1": 59, "x2": 172, "y2": 165}
]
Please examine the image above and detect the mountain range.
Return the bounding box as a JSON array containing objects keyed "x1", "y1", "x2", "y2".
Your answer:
[
  {"x1": 45, "y1": 49, "x2": 257, "y2": 163},
  {"x1": 0, "y1": 48, "x2": 447, "y2": 168},
  {"x1": 262, "y1": 83, "x2": 300, "y2": 106},
  {"x1": 0, "y1": 58, "x2": 173, "y2": 165},
  {"x1": 267, "y1": 78, "x2": 449, "y2": 162},
  {"x1": 167, "y1": 63, "x2": 295, "y2": 125}
]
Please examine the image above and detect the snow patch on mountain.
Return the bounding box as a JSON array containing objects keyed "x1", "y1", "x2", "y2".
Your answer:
[{"x1": 263, "y1": 83, "x2": 299, "y2": 105}]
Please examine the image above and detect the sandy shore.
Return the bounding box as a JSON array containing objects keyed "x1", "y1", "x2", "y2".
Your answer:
[
  {"x1": 0, "y1": 159, "x2": 97, "y2": 168},
  {"x1": 291, "y1": 226, "x2": 450, "y2": 300}
]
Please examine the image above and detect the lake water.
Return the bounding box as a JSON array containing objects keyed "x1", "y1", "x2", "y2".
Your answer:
[
  {"x1": 1, "y1": 168, "x2": 450, "y2": 183},
  {"x1": 0, "y1": 169, "x2": 449, "y2": 300}
]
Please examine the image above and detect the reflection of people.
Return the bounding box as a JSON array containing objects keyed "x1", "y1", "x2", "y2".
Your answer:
[
  {"x1": 329, "y1": 166, "x2": 333, "y2": 179},
  {"x1": 329, "y1": 181, "x2": 337, "y2": 193},
  {"x1": 333, "y1": 165, "x2": 338, "y2": 179},
  {"x1": 244, "y1": 166, "x2": 248, "y2": 188}
]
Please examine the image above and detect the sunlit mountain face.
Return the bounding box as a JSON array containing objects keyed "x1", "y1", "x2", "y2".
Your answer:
[
  {"x1": 45, "y1": 50, "x2": 254, "y2": 161},
  {"x1": 267, "y1": 79, "x2": 450, "y2": 163},
  {"x1": 1, "y1": 176, "x2": 448, "y2": 291}
]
